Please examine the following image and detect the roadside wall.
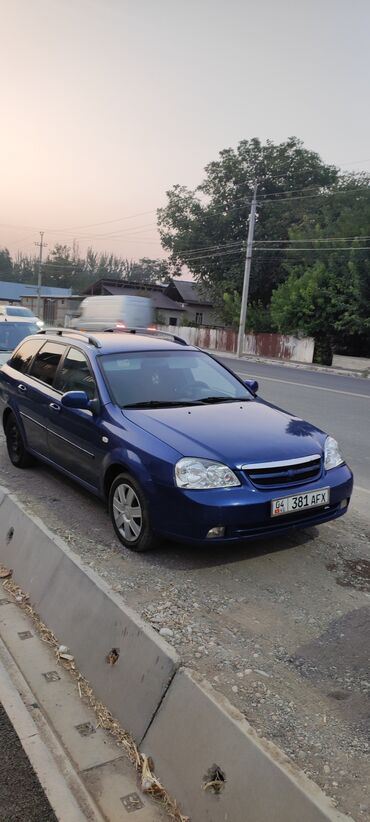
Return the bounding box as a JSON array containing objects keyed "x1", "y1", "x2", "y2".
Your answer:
[
  {"x1": 332, "y1": 354, "x2": 370, "y2": 372},
  {"x1": 158, "y1": 325, "x2": 315, "y2": 362}
]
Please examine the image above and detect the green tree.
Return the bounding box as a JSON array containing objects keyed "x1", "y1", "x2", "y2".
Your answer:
[
  {"x1": 127, "y1": 257, "x2": 172, "y2": 284},
  {"x1": 157, "y1": 137, "x2": 338, "y2": 320},
  {"x1": 13, "y1": 253, "x2": 38, "y2": 284},
  {"x1": 222, "y1": 291, "x2": 271, "y2": 331},
  {"x1": 0, "y1": 248, "x2": 13, "y2": 278},
  {"x1": 271, "y1": 176, "x2": 370, "y2": 362},
  {"x1": 42, "y1": 244, "x2": 80, "y2": 289}
]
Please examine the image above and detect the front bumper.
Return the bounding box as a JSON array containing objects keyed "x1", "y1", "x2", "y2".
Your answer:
[{"x1": 150, "y1": 464, "x2": 353, "y2": 544}]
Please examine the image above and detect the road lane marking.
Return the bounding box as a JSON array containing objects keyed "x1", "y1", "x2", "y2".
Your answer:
[{"x1": 233, "y1": 371, "x2": 370, "y2": 399}]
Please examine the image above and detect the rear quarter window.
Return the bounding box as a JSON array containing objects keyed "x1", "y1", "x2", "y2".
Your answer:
[{"x1": 9, "y1": 338, "x2": 43, "y2": 374}]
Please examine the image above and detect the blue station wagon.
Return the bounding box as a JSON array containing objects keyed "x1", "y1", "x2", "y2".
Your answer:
[{"x1": 0, "y1": 329, "x2": 353, "y2": 551}]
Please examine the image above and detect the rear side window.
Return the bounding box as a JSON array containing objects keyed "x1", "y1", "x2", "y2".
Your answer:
[
  {"x1": 9, "y1": 338, "x2": 43, "y2": 374},
  {"x1": 29, "y1": 342, "x2": 65, "y2": 387}
]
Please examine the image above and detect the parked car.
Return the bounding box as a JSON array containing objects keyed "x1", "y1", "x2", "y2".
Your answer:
[
  {"x1": 0, "y1": 329, "x2": 352, "y2": 551},
  {"x1": 69, "y1": 295, "x2": 154, "y2": 332},
  {"x1": 0, "y1": 321, "x2": 40, "y2": 366},
  {"x1": 0, "y1": 305, "x2": 44, "y2": 328}
]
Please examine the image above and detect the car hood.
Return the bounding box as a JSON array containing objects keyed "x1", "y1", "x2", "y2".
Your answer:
[{"x1": 123, "y1": 399, "x2": 326, "y2": 466}]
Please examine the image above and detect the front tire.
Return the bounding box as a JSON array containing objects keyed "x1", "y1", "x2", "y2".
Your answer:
[
  {"x1": 5, "y1": 414, "x2": 33, "y2": 468},
  {"x1": 109, "y1": 473, "x2": 158, "y2": 552}
]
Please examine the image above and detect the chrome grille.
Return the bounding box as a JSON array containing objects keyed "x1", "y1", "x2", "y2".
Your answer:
[{"x1": 242, "y1": 454, "x2": 322, "y2": 489}]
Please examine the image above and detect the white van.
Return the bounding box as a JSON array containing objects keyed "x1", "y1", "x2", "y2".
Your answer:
[{"x1": 69, "y1": 295, "x2": 154, "y2": 332}]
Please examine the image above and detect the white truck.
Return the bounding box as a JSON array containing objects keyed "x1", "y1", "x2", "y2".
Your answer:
[{"x1": 69, "y1": 295, "x2": 154, "y2": 332}]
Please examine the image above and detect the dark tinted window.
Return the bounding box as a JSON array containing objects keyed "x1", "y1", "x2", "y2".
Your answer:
[
  {"x1": 54, "y1": 347, "x2": 97, "y2": 399},
  {"x1": 9, "y1": 337, "x2": 43, "y2": 373},
  {"x1": 29, "y1": 342, "x2": 65, "y2": 387}
]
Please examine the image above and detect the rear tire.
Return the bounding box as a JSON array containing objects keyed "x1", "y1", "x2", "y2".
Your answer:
[
  {"x1": 5, "y1": 414, "x2": 33, "y2": 468},
  {"x1": 109, "y1": 472, "x2": 158, "y2": 552}
]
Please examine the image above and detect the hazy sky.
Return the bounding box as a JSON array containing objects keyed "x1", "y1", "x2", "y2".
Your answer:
[{"x1": 1, "y1": 0, "x2": 369, "y2": 261}]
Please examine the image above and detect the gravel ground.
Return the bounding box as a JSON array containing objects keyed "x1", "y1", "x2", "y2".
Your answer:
[{"x1": 0, "y1": 440, "x2": 369, "y2": 821}]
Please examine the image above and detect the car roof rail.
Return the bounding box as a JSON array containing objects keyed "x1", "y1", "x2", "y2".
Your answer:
[
  {"x1": 103, "y1": 327, "x2": 189, "y2": 346},
  {"x1": 37, "y1": 327, "x2": 102, "y2": 348}
]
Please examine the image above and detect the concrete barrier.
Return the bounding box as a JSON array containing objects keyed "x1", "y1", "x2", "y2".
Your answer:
[
  {"x1": 332, "y1": 354, "x2": 370, "y2": 372},
  {"x1": 142, "y1": 668, "x2": 351, "y2": 822},
  {"x1": 0, "y1": 487, "x2": 353, "y2": 821},
  {"x1": 0, "y1": 487, "x2": 179, "y2": 743}
]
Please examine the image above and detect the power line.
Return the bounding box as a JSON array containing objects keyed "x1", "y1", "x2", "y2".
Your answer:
[
  {"x1": 254, "y1": 235, "x2": 370, "y2": 244},
  {"x1": 253, "y1": 246, "x2": 370, "y2": 252},
  {"x1": 55, "y1": 209, "x2": 157, "y2": 231},
  {"x1": 259, "y1": 186, "x2": 369, "y2": 205}
]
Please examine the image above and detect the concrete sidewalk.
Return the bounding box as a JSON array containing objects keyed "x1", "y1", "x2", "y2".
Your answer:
[{"x1": 0, "y1": 588, "x2": 169, "y2": 822}]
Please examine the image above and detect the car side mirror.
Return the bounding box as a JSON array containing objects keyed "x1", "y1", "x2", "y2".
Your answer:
[
  {"x1": 61, "y1": 390, "x2": 91, "y2": 411},
  {"x1": 244, "y1": 379, "x2": 258, "y2": 395}
]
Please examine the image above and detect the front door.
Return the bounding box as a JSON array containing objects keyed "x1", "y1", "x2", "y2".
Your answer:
[{"x1": 47, "y1": 346, "x2": 105, "y2": 488}]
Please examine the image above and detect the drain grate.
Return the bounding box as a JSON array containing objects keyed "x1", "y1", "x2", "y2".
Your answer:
[
  {"x1": 75, "y1": 722, "x2": 96, "y2": 737},
  {"x1": 42, "y1": 671, "x2": 61, "y2": 683},
  {"x1": 18, "y1": 631, "x2": 33, "y2": 640},
  {"x1": 120, "y1": 793, "x2": 144, "y2": 812}
]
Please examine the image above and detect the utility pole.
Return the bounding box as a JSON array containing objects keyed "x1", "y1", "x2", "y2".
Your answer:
[
  {"x1": 34, "y1": 232, "x2": 47, "y2": 319},
  {"x1": 237, "y1": 183, "x2": 258, "y2": 358}
]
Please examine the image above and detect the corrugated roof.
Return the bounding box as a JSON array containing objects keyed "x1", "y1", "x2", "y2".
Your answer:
[
  {"x1": 0, "y1": 281, "x2": 72, "y2": 301},
  {"x1": 171, "y1": 279, "x2": 212, "y2": 305}
]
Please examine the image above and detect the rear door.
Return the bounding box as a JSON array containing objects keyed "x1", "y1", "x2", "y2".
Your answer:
[
  {"x1": 1, "y1": 337, "x2": 44, "y2": 436},
  {"x1": 47, "y1": 346, "x2": 105, "y2": 487},
  {"x1": 22, "y1": 341, "x2": 66, "y2": 455}
]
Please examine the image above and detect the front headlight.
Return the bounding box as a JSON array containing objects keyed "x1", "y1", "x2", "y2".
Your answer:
[
  {"x1": 175, "y1": 458, "x2": 240, "y2": 489},
  {"x1": 324, "y1": 436, "x2": 344, "y2": 470}
]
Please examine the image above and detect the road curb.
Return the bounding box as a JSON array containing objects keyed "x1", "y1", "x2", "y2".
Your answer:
[
  {"x1": 0, "y1": 486, "x2": 354, "y2": 822},
  {"x1": 0, "y1": 486, "x2": 179, "y2": 744},
  {"x1": 213, "y1": 351, "x2": 368, "y2": 378},
  {"x1": 143, "y1": 668, "x2": 351, "y2": 822}
]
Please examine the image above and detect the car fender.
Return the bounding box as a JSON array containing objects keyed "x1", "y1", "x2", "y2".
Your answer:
[
  {"x1": 100, "y1": 441, "x2": 180, "y2": 501},
  {"x1": 2, "y1": 399, "x2": 27, "y2": 442}
]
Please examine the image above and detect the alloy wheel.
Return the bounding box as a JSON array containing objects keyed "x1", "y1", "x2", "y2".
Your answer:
[{"x1": 112, "y1": 482, "x2": 143, "y2": 542}]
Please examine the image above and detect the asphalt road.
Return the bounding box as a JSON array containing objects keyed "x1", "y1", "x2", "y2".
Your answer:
[
  {"x1": 219, "y1": 356, "x2": 370, "y2": 497},
  {"x1": 0, "y1": 705, "x2": 57, "y2": 822}
]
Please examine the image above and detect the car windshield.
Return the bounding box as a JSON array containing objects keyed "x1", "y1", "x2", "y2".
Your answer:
[
  {"x1": 99, "y1": 349, "x2": 252, "y2": 408},
  {"x1": 0, "y1": 322, "x2": 39, "y2": 351},
  {"x1": 5, "y1": 307, "x2": 33, "y2": 317}
]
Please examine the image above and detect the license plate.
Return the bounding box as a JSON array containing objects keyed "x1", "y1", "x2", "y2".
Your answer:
[{"x1": 271, "y1": 488, "x2": 330, "y2": 517}]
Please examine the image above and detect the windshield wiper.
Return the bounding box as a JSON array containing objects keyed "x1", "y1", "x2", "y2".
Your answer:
[
  {"x1": 123, "y1": 400, "x2": 200, "y2": 409},
  {"x1": 198, "y1": 396, "x2": 250, "y2": 404}
]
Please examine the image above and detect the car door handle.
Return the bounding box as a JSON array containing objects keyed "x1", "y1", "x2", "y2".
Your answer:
[
  {"x1": 17, "y1": 384, "x2": 27, "y2": 393},
  {"x1": 49, "y1": 403, "x2": 61, "y2": 412}
]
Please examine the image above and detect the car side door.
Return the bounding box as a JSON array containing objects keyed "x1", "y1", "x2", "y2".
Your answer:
[
  {"x1": 47, "y1": 346, "x2": 105, "y2": 489},
  {"x1": 18, "y1": 341, "x2": 67, "y2": 456}
]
